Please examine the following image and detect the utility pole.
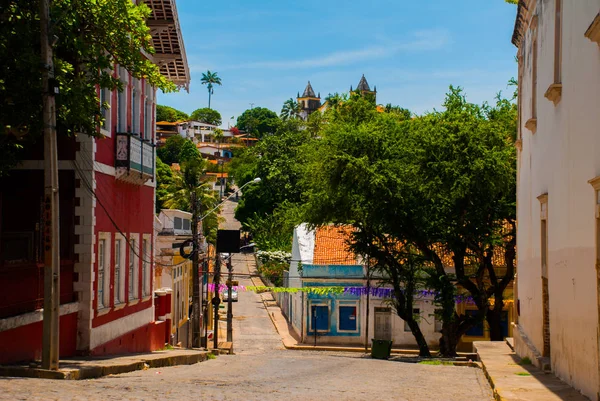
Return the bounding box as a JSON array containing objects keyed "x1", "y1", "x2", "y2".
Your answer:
[
  {"x1": 212, "y1": 254, "x2": 221, "y2": 349},
  {"x1": 190, "y1": 191, "x2": 201, "y2": 348},
  {"x1": 364, "y1": 259, "x2": 370, "y2": 353},
  {"x1": 226, "y1": 257, "x2": 233, "y2": 342},
  {"x1": 40, "y1": 0, "x2": 60, "y2": 371}
]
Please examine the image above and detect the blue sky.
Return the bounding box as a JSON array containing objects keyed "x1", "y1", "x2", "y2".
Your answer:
[{"x1": 158, "y1": 1, "x2": 518, "y2": 127}]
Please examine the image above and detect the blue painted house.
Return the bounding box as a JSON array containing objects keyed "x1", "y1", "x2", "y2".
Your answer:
[{"x1": 284, "y1": 224, "x2": 443, "y2": 347}]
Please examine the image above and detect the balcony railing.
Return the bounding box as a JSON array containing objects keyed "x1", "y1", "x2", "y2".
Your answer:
[{"x1": 115, "y1": 132, "x2": 154, "y2": 185}]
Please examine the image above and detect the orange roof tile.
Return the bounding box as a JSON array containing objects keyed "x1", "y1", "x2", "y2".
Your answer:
[
  {"x1": 313, "y1": 225, "x2": 357, "y2": 265},
  {"x1": 206, "y1": 172, "x2": 228, "y2": 178}
]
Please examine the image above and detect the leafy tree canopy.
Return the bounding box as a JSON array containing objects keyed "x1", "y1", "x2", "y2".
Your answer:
[
  {"x1": 236, "y1": 107, "x2": 280, "y2": 138},
  {"x1": 156, "y1": 156, "x2": 174, "y2": 212},
  {"x1": 178, "y1": 139, "x2": 201, "y2": 163},
  {"x1": 302, "y1": 86, "x2": 516, "y2": 356},
  {"x1": 0, "y1": 0, "x2": 177, "y2": 176},
  {"x1": 157, "y1": 135, "x2": 186, "y2": 166},
  {"x1": 190, "y1": 107, "x2": 222, "y2": 126},
  {"x1": 156, "y1": 105, "x2": 189, "y2": 122}
]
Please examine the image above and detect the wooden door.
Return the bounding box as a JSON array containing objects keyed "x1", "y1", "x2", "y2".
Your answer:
[{"x1": 374, "y1": 307, "x2": 392, "y2": 341}]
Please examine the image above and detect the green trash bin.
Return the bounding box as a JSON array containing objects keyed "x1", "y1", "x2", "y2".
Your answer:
[{"x1": 371, "y1": 339, "x2": 393, "y2": 360}]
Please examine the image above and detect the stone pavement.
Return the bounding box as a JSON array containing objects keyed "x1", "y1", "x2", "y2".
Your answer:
[
  {"x1": 0, "y1": 349, "x2": 211, "y2": 380},
  {"x1": 474, "y1": 341, "x2": 589, "y2": 401}
]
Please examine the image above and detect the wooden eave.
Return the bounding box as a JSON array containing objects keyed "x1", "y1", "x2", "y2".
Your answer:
[{"x1": 145, "y1": 0, "x2": 190, "y2": 92}]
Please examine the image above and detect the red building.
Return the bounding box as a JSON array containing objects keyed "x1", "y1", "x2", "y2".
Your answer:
[{"x1": 0, "y1": 0, "x2": 189, "y2": 364}]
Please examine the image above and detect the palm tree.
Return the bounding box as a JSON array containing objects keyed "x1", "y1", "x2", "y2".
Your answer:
[
  {"x1": 201, "y1": 70, "x2": 222, "y2": 109},
  {"x1": 159, "y1": 158, "x2": 219, "y2": 348},
  {"x1": 280, "y1": 98, "x2": 300, "y2": 120}
]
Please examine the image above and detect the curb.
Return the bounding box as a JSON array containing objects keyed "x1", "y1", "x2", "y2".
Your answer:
[{"x1": 0, "y1": 350, "x2": 216, "y2": 380}]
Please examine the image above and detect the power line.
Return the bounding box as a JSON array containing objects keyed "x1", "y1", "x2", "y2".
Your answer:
[{"x1": 71, "y1": 159, "x2": 192, "y2": 268}]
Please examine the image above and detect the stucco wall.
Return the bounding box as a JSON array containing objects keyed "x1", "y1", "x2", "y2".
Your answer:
[{"x1": 516, "y1": 1, "x2": 600, "y2": 398}]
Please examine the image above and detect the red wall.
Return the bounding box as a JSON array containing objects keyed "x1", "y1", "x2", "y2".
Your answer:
[
  {"x1": 91, "y1": 172, "x2": 155, "y2": 328},
  {"x1": 0, "y1": 312, "x2": 77, "y2": 364},
  {"x1": 90, "y1": 321, "x2": 166, "y2": 356}
]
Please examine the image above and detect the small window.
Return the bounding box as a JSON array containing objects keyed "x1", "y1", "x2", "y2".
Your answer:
[
  {"x1": 117, "y1": 66, "x2": 128, "y2": 132},
  {"x1": 174, "y1": 217, "x2": 183, "y2": 230},
  {"x1": 183, "y1": 219, "x2": 191, "y2": 231},
  {"x1": 310, "y1": 305, "x2": 329, "y2": 332},
  {"x1": 98, "y1": 239, "x2": 106, "y2": 309},
  {"x1": 404, "y1": 308, "x2": 420, "y2": 332},
  {"x1": 338, "y1": 306, "x2": 358, "y2": 331},
  {"x1": 114, "y1": 238, "x2": 122, "y2": 304},
  {"x1": 128, "y1": 236, "x2": 138, "y2": 301},
  {"x1": 142, "y1": 237, "x2": 150, "y2": 297},
  {"x1": 100, "y1": 88, "x2": 111, "y2": 134}
]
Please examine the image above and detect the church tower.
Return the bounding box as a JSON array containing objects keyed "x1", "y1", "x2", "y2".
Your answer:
[
  {"x1": 297, "y1": 81, "x2": 321, "y2": 120},
  {"x1": 353, "y1": 74, "x2": 377, "y2": 103}
]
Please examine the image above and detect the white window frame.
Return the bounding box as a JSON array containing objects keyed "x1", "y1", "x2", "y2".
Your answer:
[
  {"x1": 97, "y1": 232, "x2": 111, "y2": 311},
  {"x1": 114, "y1": 233, "x2": 126, "y2": 305},
  {"x1": 117, "y1": 66, "x2": 128, "y2": 133},
  {"x1": 337, "y1": 301, "x2": 360, "y2": 333},
  {"x1": 131, "y1": 78, "x2": 141, "y2": 134},
  {"x1": 404, "y1": 308, "x2": 420, "y2": 332},
  {"x1": 99, "y1": 87, "x2": 112, "y2": 137},
  {"x1": 142, "y1": 234, "x2": 151, "y2": 297},
  {"x1": 308, "y1": 300, "x2": 331, "y2": 333},
  {"x1": 129, "y1": 233, "x2": 140, "y2": 301}
]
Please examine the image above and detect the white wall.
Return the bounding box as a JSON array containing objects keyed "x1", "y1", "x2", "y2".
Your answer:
[{"x1": 516, "y1": 1, "x2": 600, "y2": 398}]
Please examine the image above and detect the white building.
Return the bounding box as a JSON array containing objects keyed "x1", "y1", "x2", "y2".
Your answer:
[{"x1": 513, "y1": 1, "x2": 600, "y2": 399}]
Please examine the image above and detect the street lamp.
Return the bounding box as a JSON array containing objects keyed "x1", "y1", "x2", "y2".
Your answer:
[{"x1": 195, "y1": 177, "x2": 260, "y2": 349}]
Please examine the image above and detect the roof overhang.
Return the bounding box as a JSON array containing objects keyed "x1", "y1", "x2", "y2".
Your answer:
[
  {"x1": 511, "y1": 0, "x2": 529, "y2": 47},
  {"x1": 145, "y1": 0, "x2": 190, "y2": 91}
]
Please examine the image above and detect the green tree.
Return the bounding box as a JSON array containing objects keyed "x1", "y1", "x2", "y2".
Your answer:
[
  {"x1": 160, "y1": 158, "x2": 220, "y2": 244},
  {"x1": 302, "y1": 87, "x2": 516, "y2": 356},
  {"x1": 200, "y1": 70, "x2": 222, "y2": 109},
  {"x1": 156, "y1": 105, "x2": 189, "y2": 122},
  {"x1": 280, "y1": 98, "x2": 300, "y2": 120},
  {"x1": 230, "y1": 120, "x2": 307, "y2": 251},
  {"x1": 301, "y1": 95, "x2": 433, "y2": 355},
  {"x1": 384, "y1": 104, "x2": 412, "y2": 120},
  {"x1": 0, "y1": 0, "x2": 177, "y2": 176},
  {"x1": 190, "y1": 107, "x2": 222, "y2": 126},
  {"x1": 178, "y1": 139, "x2": 201, "y2": 163},
  {"x1": 236, "y1": 107, "x2": 280, "y2": 138},
  {"x1": 157, "y1": 135, "x2": 186, "y2": 165},
  {"x1": 156, "y1": 156, "x2": 174, "y2": 212}
]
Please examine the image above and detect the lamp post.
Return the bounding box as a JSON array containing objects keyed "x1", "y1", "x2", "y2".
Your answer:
[{"x1": 195, "y1": 177, "x2": 260, "y2": 349}]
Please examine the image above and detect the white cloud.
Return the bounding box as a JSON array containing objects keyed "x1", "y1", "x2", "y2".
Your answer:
[{"x1": 232, "y1": 29, "x2": 450, "y2": 70}]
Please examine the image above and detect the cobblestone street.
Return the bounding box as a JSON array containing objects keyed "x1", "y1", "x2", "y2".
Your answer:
[{"x1": 0, "y1": 248, "x2": 492, "y2": 401}]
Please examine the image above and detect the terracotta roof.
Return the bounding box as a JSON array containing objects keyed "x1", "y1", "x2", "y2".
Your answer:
[
  {"x1": 156, "y1": 121, "x2": 180, "y2": 126},
  {"x1": 206, "y1": 172, "x2": 228, "y2": 179},
  {"x1": 313, "y1": 225, "x2": 357, "y2": 265}
]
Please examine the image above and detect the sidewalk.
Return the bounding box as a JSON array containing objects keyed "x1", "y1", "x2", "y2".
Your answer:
[
  {"x1": 0, "y1": 349, "x2": 213, "y2": 380},
  {"x1": 474, "y1": 341, "x2": 588, "y2": 401}
]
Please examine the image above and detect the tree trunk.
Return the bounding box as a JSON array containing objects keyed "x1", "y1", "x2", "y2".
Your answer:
[
  {"x1": 407, "y1": 319, "x2": 431, "y2": 357},
  {"x1": 486, "y1": 299, "x2": 505, "y2": 341},
  {"x1": 439, "y1": 322, "x2": 460, "y2": 357}
]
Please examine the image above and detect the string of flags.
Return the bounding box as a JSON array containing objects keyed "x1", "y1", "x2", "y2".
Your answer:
[{"x1": 206, "y1": 284, "x2": 482, "y2": 303}]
